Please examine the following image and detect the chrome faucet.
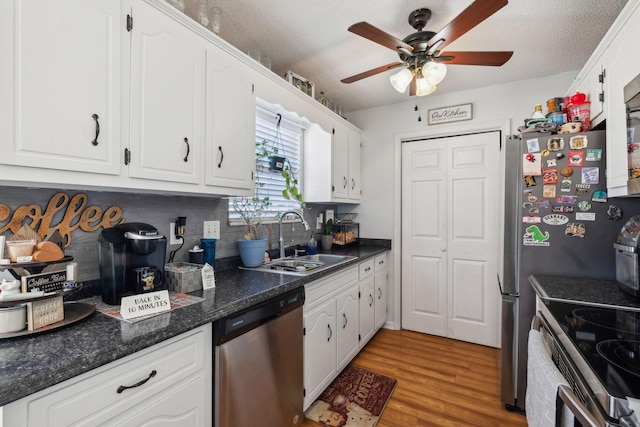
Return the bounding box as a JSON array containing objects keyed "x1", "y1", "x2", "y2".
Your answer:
[{"x1": 278, "y1": 211, "x2": 311, "y2": 259}]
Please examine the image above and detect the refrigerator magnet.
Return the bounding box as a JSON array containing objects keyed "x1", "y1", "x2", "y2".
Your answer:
[
  {"x1": 524, "y1": 175, "x2": 537, "y2": 187},
  {"x1": 574, "y1": 183, "x2": 591, "y2": 195},
  {"x1": 552, "y1": 205, "x2": 574, "y2": 213},
  {"x1": 569, "y1": 135, "x2": 588, "y2": 149},
  {"x1": 523, "y1": 153, "x2": 542, "y2": 176},
  {"x1": 568, "y1": 150, "x2": 584, "y2": 167},
  {"x1": 546, "y1": 159, "x2": 557, "y2": 167},
  {"x1": 582, "y1": 167, "x2": 599, "y2": 184},
  {"x1": 547, "y1": 137, "x2": 564, "y2": 151},
  {"x1": 542, "y1": 214, "x2": 569, "y2": 226},
  {"x1": 527, "y1": 138, "x2": 541, "y2": 152},
  {"x1": 561, "y1": 167, "x2": 574, "y2": 177},
  {"x1": 523, "y1": 216, "x2": 541, "y2": 224},
  {"x1": 560, "y1": 179, "x2": 572, "y2": 192},
  {"x1": 543, "y1": 168, "x2": 558, "y2": 184},
  {"x1": 585, "y1": 148, "x2": 602, "y2": 161},
  {"x1": 577, "y1": 201, "x2": 592, "y2": 211},
  {"x1": 607, "y1": 205, "x2": 623, "y2": 221},
  {"x1": 575, "y1": 212, "x2": 596, "y2": 221},
  {"x1": 543, "y1": 185, "x2": 556, "y2": 198},
  {"x1": 523, "y1": 225, "x2": 550, "y2": 246},
  {"x1": 592, "y1": 190, "x2": 607, "y2": 203},
  {"x1": 565, "y1": 223, "x2": 586, "y2": 238}
]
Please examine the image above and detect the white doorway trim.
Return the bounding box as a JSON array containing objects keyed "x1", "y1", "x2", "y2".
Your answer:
[{"x1": 391, "y1": 118, "x2": 511, "y2": 330}]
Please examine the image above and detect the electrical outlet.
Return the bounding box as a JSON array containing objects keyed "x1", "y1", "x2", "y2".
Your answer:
[
  {"x1": 203, "y1": 220, "x2": 220, "y2": 239},
  {"x1": 169, "y1": 222, "x2": 181, "y2": 245}
]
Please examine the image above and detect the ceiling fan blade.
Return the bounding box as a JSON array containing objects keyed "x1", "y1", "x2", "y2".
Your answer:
[
  {"x1": 348, "y1": 22, "x2": 414, "y2": 53},
  {"x1": 428, "y1": 0, "x2": 508, "y2": 51},
  {"x1": 435, "y1": 51, "x2": 513, "y2": 66},
  {"x1": 341, "y1": 62, "x2": 406, "y2": 84}
]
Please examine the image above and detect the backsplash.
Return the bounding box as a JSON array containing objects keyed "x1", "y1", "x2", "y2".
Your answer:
[{"x1": 0, "y1": 186, "x2": 334, "y2": 281}]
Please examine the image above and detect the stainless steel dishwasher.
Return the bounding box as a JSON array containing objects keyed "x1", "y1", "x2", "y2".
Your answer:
[{"x1": 214, "y1": 287, "x2": 304, "y2": 427}]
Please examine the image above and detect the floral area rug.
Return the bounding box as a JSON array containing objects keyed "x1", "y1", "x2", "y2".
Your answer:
[{"x1": 305, "y1": 365, "x2": 397, "y2": 427}]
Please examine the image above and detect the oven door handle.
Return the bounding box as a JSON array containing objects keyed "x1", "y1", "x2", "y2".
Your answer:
[{"x1": 557, "y1": 384, "x2": 599, "y2": 427}]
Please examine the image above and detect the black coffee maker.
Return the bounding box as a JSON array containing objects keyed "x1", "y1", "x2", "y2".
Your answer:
[{"x1": 98, "y1": 222, "x2": 167, "y2": 305}]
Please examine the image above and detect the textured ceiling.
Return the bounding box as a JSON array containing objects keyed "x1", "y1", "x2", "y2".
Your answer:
[{"x1": 184, "y1": 0, "x2": 628, "y2": 114}]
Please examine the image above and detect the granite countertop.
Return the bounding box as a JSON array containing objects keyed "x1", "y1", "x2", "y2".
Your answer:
[
  {"x1": 0, "y1": 243, "x2": 390, "y2": 407},
  {"x1": 529, "y1": 274, "x2": 640, "y2": 311}
]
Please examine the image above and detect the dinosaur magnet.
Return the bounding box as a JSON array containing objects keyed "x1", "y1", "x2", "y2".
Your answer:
[{"x1": 523, "y1": 225, "x2": 550, "y2": 247}]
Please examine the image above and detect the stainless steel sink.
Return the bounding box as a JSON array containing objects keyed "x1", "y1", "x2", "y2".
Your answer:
[{"x1": 240, "y1": 254, "x2": 357, "y2": 276}]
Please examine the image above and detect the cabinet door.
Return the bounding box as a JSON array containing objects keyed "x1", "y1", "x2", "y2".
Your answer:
[
  {"x1": 374, "y1": 269, "x2": 388, "y2": 329},
  {"x1": 303, "y1": 299, "x2": 336, "y2": 409},
  {"x1": 332, "y1": 125, "x2": 349, "y2": 199},
  {"x1": 205, "y1": 46, "x2": 255, "y2": 195},
  {"x1": 359, "y1": 275, "x2": 376, "y2": 346},
  {"x1": 113, "y1": 376, "x2": 208, "y2": 426},
  {"x1": 348, "y1": 129, "x2": 361, "y2": 201},
  {"x1": 129, "y1": 0, "x2": 205, "y2": 184},
  {"x1": 336, "y1": 284, "x2": 360, "y2": 370},
  {"x1": 0, "y1": 0, "x2": 122, "y2": 175}
]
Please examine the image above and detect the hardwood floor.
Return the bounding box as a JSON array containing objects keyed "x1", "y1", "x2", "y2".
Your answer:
[{"x1": 302, "y1": 328, "x2": 528, "y2": 427}]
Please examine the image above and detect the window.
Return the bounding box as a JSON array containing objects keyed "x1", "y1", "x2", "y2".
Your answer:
[{"x1": 229, "y1": 105, "x2": 305, "y2": 223}]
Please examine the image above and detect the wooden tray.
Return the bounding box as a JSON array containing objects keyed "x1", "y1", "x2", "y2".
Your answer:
[{"x1": 0, "y1": 302, "x2": 95, "y2": 339}]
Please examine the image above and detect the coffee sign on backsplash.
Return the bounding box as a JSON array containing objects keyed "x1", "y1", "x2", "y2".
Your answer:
[{"x1": 0, "y1": 192, "x2": 123, "y2": 247}]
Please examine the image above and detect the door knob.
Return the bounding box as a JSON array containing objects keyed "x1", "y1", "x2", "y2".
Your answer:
[{"x1": 441, "y1": 247, "x2": 447, "y2": 252}]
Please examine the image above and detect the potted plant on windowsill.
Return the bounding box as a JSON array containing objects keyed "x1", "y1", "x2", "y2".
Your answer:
[
  {"x1": 320, "y1": 219, "x2": 333, "y2": 250},
  {"x1": 231, "y1": 196, "x2": 271, "y2": 267}
]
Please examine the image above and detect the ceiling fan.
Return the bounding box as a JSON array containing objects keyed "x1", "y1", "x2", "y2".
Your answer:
[{"x1": 341, "y1": 0, "x2": 513, "y2": 96}]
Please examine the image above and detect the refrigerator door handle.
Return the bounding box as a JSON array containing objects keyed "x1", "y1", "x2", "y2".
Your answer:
[{"x1": 498, "y1": 273, "x2": 518, "y2": 297}]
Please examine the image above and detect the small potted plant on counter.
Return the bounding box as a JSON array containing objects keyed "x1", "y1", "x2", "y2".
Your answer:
[
  {"x1": 320, "y1": 219, "x2": 333, "y2": 251},
  {"x1": 231, "y1": 196, "x2": 270, "y2": 267}
]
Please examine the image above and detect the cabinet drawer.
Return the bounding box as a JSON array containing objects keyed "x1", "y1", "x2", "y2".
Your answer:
[
  {"x1": 305, "y1": 266, "x2": 358, "y2": 308},
  {"x1": 21, "y1": 326, "x2": 208, "y2": 427},
  {"x1": 359, "y1": 259, "x2": 374, "y2": 279},
  {"x1": 374, "y1": 253, "x2": 387, "y2": 272}
]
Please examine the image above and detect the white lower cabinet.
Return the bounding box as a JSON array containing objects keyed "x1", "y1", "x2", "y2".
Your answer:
[
  {"x1": 3, "y1": 324, "x2": 212, "y2": 427},
  {"x1": 358, "y1": 259, "x2": 376, "y2": 346},
  {"x1": 303, "y1": 252, "x2": 389, "y2": 410},
  {"x1": 374, "y1": 254, "x2": 389, "y2": 330}
]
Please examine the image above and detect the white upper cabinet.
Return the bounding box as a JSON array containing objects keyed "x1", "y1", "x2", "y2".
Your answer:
[
  {"x1": 128, "y1": 0, "x2": 205, "y2": 184},
  {"x1": 568, "y1": 1, "x2": 640, "y2": 197},
  {"x1": 0, "y1": 0, "x2": 122, "y2": 175},
  {"x1": 205, "y1": 46, "x2": 255, "y2": 195},
  {"x1": 303, "y1": 121, "x2": 362, "y2": 204}
]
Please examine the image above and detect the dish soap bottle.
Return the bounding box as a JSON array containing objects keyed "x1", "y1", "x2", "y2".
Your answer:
[
  {"x1": 531, "y1": 104, "x2": 545, "y2": 119},
  {"x1": 307, "y1": 235, "x2": 318, "y2": 255}
]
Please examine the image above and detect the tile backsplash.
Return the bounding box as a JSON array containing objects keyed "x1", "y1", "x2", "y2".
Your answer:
[{"x1": 1, "y1": 186, "x2": 334, "y2": 281}]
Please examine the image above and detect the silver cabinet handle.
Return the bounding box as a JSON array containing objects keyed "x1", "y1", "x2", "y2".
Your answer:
[
  {"x1": 377, "y1": 287, "x2": 382, "y2": 299},
  {"x1": 351, "y1": 178, "x2": 355, "y2": 190},
  {"x1": 117, "y1": 370, "x2": 157, "y2": 394},
  {"x1": 343, "y1": 176, "x2": 347, "y2": 189},
  {"x1": 369, "y1": 294, "x2": 373, "y2": 307},
  {"x1": 327, "y1": 324, "x2": 332, "y2": 341},
  {"x1": 343, "y1": 313, "x2": 347, "y2": 329}
]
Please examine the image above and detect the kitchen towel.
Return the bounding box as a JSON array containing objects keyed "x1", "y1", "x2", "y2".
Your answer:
[{"x1": 525, "y1": 329, "x2": 574, "y2": 427}]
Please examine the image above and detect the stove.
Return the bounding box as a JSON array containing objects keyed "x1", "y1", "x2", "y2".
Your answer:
[{"x1": 539, "y1": 300, "x2": 640, "y2": 426}]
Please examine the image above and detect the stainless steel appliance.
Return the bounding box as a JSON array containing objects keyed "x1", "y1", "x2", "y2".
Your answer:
[
  {"x1": 98, "y1": 222, "x2": 167, "y2": 305},
  {"x1": 536, "y1": 301, "x2": 640, "y2": 426},
  {"x1": 214, "y1": 287, "x2": 304, "y2": 427},
  {"x1": 500, "y1": 130, "x2": 631, "y2": 410},
  {"x1": 615, "y1": 216, "x2": 640, "y2": 298}
]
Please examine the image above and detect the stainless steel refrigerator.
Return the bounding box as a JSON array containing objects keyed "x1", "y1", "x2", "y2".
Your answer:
[{"x1": 499, "y1": 129, "x2": 633, "y2": 410}]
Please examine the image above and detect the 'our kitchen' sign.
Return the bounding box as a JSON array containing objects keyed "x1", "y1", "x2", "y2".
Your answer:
[{"x1": 428, "y1": 103, "x2": 473, "y2": 125}]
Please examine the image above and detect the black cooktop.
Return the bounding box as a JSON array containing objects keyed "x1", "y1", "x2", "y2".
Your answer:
[{"x1": 545, "y1": 300, "x2": 640, "y2": 399}]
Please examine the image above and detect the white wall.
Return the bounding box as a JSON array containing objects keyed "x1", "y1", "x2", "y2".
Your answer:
[{"x1": 346, "y1": 70, "x2": 578, "y2": 329}]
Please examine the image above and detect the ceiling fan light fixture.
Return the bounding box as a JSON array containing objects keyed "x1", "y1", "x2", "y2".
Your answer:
[
  {"x1": 422, "y1": 61, "x2": 447, "y2": 86},
  {"x1": 415, "y1": 75, "x2": 436, "y2": 97},
  {"x1": 390, "y1": 68, "x2": 413, "y2": 93}
]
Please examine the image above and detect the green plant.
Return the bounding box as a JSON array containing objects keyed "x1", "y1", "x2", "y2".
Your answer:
[
  {"x1": 281, "y1": 162, "x2": 305, "y2": 208},
  {"x1": 231, "y1": 196, "x2": 271, "y2": 240},
  {"x1": 322, "y1": 219, "x2": 333, "y2": 235}
]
